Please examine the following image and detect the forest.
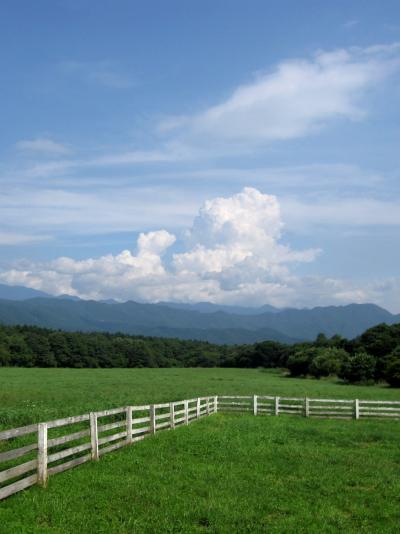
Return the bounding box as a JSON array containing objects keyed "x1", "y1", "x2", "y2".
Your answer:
[{"x1": 0, "y1": 322, "x2": 399, "y2": 387}]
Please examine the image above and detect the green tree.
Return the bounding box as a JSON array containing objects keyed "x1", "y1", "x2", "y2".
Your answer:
[
  {"x1": 309, "y1": 348, "x2": 347, "y2": 378},
  {"x1": 338, "y1": 351, "x2": 376, "y2": 384}
]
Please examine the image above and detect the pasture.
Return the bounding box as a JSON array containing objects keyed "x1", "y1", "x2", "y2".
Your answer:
[{"x1": 0, "y1": 368, "x2": 399, "y2": 533}]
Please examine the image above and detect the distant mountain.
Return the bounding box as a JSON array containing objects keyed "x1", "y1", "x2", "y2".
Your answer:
[
  {"x1": 0, "y1": 296, "x2": 397, "y2": 344},
  {"x1": 159, "y1": 301, "x2": 280, "y2": 315},
  {"x1": 0, "y1": 283, "x2": 51, "y2": 301}
]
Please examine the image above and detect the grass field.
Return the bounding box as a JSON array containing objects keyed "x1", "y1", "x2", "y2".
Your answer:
[
  {"x1": 1, "y1": 367, "x2": 400, "y2": 429},
  {"x1": 1, "y1": 368, "x2": 399, "y2": 533}
]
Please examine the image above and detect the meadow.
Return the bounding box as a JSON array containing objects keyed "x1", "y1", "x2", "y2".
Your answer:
[{"x1": 0, "y1": 368, "x2": 399, "y2": 533}]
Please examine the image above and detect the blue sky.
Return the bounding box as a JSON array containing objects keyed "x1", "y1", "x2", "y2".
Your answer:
[{"x1": 1, "y1": 1, "x2": 400, "y2": 311}]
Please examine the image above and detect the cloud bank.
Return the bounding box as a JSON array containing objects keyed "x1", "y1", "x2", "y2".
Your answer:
[{"x1": 0, "y1": 188, "x2": 322, "y2": 306}]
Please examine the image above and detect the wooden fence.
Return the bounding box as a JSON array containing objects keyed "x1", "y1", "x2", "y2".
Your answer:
[
  {"x1": 1, "y1": 394, "x2": 399, "y2": 501},
  {"x1": 217, "y1": 395, "x2": 400, "y2": 419},
  {"x1": 0, "y1": 396, "x2": 217, "y2": 501}
]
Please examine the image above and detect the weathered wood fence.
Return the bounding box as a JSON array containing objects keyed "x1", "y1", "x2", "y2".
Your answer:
[
  {"x1": 0, "y1": 396, "x2": 216, "y2": 501},
  {"x1": 217, "y1": 395, "x2": 400, "y2": 419},
  {"x1": 1, "y1": 394, "x2": 399, "y2": 501}
]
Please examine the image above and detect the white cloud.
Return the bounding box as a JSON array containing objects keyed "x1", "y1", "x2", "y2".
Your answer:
[
  {"x1": 0, "y1": 188, "x2": 320, "y2": 305},
  {"x1": 16, "y1": 138, "x2": 71, "y2": 156},
  {"x1": 160, "y1": 43, "x2": 400, "y2": 148},
  {"x1": 1, "y1": 187, "x2": 399, "y2": 311}
]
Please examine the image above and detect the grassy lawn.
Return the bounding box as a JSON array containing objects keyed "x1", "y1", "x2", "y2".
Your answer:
[
  {"x1": 0, "y1": 368, "x2": 399, "y2": 533},
  {"x1": 0, "y1": 414, "x2": 399, "y2": 533},
  {"x1": 0, "y1": 367, "x2": 399, "y2": 429}
]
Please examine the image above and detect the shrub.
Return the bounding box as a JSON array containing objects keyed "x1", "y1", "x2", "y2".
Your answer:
[
  {"x1": 338, "y1": 351, "x2": 376, "y2": 384},
  {"x1": 309, "y1": 348, "x2": 347, "y2": 379},
  {"x1": 384, "y1": 346, "x2": 400, "y2": 387},
  {"x1": 287, "y1": 348, "x2": 317, "y2": 377}
]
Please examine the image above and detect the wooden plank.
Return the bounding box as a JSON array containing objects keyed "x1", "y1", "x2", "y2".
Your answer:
[
  {"x1": 95, "y1": 407, "x2": 125, "y2": 418},
  {"x1": 98, "y1": 431, "x2": 126, "y2": 446},
  {"x1": 132, "y1": 426, "x2": 150, "y2": 435},
  {"x1": 275, "y1": 396, "x2": 280, "y2": 416},
  {"x1": 170, "y1": 402, "x2": 175, "y2": 429},
  {"x1": 48, "y1": 429, "x2": 90, "y2": 447},
  {"x1": 359, "y1": 406, "x2": 400, "y2": 412},
  {"x1": 309, "y1": 398, "x2": 353, "y2": 403},
  {"x1": 304, "y1": 397, "x2": 309, "y2": 417},
  {"x1": 37, "y1": 423, "x2": 47, "y2": 488},
  {"x1": 354, "y1": 399, "x2": 360, "y2": 420},
  {"x1": 131, "y1": 405, "x2": 151, "y2": 411},
  {"x1": 126, "y1": 406, "x2": 133, "y2": 445},
  {"x1": 155, "y1": 422, "x2": 170, "y2": 430},
  {"x1": 153, "y1": 403, "x2": 170, "y2": 409},
  {"x1": 0, "y1": 423, "x2": 38, "y2": 441},
  {"x1": 310, "y1": 405, "x2": 353, "y2": 411},
  {"x1": 46, "y1": 414, "x2": 89, "y2": 429},
  {"x1": 149, "y1": 405, "x2": 156, "y2": 434},
  {"x1": 90, "y1": 412, "x2": 99, "y2": 461},
  {"x1": 155, "y1": 412, "x2": 170, "y2": 421},
  {"x1": 218, "y1": 396, "x2": 252, "y2": 399},
  {"x1": 132, "y1": 416, "x2": 150, "y2": 425},
  {"x1": 47, "y1": 454, "x2": 91, "y2": 476},
  {"x1": 361, "y1": 412, "x2": 400, "y2": 417},
  {"x1": 310, "y1": 410, "x2": 353, "y2": 419},
  {"x1": 0, "y1": 443, "x2": 37, "y2": 463},
  {"x1": 0, "y1": 459, "x2": 37, "y2": 484},
  {"x1": 48, "y1": 442, "x2": 91, "y2": 463},
  {"x1": 0, "y1": 473, "x2": 38, "y2": 501},
  {"x1": 359, "y1": 400, "x2": 400, "y2": 405},
  {"x1": 184, "y1": 400, "x2": 189, "y2": 426},
  {"x1": 97, "y1": 421, "x2": 125, "y2": 433}
]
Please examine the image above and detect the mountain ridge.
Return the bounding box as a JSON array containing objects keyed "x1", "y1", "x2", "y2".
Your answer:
[{"x1": 0, "y1": 293, "x2": 397, "y2": 344}]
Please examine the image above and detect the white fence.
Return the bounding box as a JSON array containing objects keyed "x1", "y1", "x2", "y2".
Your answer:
[
  {"x1": 217, "y1": 395, "x2": 400, "y2": 419},
  {"x1": 0, "y1": 396, "x2": 217, "y2": 501},
  {"x1": 1, "y1": 394, "x2": 399, "y2": 502}
]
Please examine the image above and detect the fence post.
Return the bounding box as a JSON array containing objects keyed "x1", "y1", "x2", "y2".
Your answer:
[
  {"x1": 206, "y1": 397, "x2": 210, "y2": 416},
  {"x1": 184, "y1": 400, "x2": 189, "y2": 425},
  {"x1": 274, "y1": 396, "x2": 280, "y2": 416},
  {"x1": 170, "y1": 402, "x2": 175, "y2": 429},
  {"x1": 214, "y1": 396, "x2": 218, "y2": 413},
  {"x1": 253, "y1": 395, "x2": 258, "y2": 416},
  {"x1": 196, "y1": 398, "x2": 201, "y2": 419},
  {"x1": 90, "y1": 412, "x2": 99, "y2": 460},
  {"x1": 354, "y1": 399, "x2": 360, "y2": 420},
  {"x1": 126, "y1": 406, "x2": 133, "y2": 444},
  {"x1": 150, "y1": 404, "x2": 156, "y2": 434},
  {"x1": 37, "y1": 423, "x2": 48, "y2": 488},
  {"x1": 304, "y1": 397, "x2": 309, "y2": 417}
]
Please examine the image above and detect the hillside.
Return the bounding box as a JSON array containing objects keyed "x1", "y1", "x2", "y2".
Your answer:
[{"x1": 0, "y1": 296, "x2": 397, "y2": 344}]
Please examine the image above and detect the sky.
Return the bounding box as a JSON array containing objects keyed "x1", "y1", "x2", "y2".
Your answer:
[{"x1": 1, "y1": 0, "x2": 400, "y2": 311}]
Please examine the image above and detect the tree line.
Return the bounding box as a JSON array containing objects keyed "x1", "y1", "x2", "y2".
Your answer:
[{"x1": 0, "y1": 322, "x2": 399, "y2": 387}]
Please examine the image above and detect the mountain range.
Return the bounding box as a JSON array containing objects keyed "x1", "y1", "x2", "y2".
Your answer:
[{"x1": 0, "y1": 283, "x2": 398, "y2": 344}]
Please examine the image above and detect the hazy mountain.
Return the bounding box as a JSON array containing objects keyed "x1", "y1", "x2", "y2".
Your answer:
[
  {"x1": 0, "y1": 283, "x2": 51, "y2": 300},
  {"x1": 0, "y1": 296, "x2": 397, "y2": 344},
  {"x1": 158, "y1": 301, "x2": 280, "y2": 315}
]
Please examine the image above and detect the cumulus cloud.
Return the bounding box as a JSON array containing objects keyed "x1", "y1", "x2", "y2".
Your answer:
[
  {"x1": 160, "y1": 44, "x2": 400, "y2": 148},
  {"x1": 0, "y1": 188, "x2": 322, "y2": 305}
]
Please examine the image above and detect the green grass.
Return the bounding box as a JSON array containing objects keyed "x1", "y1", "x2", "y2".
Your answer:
[
  {"x1": 1, "y1": 415, "x2": 400, "y2": 533},
  {"x1": 0, "y1": 368, "x2": 399, "y2": 533},
  {"x1": 1, "y1": 367, "x2": 399, "y2": 429}
]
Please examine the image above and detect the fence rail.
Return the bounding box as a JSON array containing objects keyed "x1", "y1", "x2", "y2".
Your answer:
[
  {"x1": 0, "y1": 396, "x2": 217, "y2": 501},
  {"x1": 1, "y1": 393, "x2": 399, "y2": 501}
]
